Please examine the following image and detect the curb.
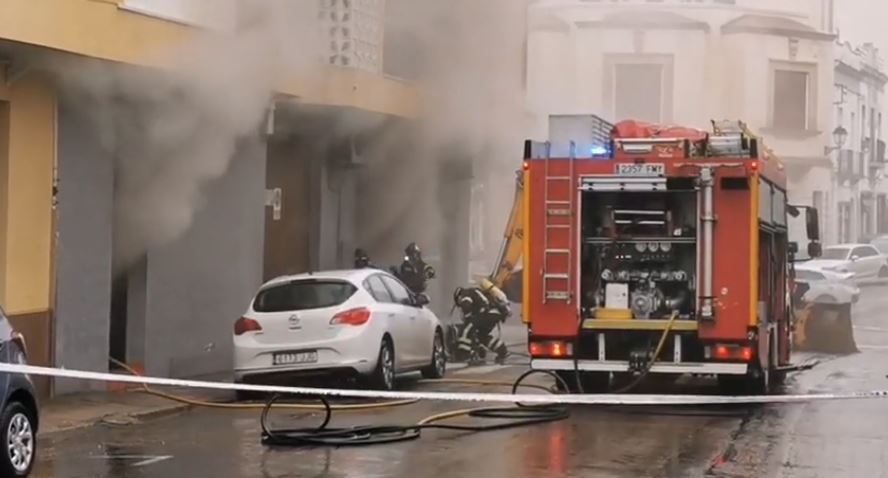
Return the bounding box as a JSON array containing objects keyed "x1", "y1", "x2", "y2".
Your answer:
[{"x1": 39, "y1": 400, "x2": 193, "y2": 438}]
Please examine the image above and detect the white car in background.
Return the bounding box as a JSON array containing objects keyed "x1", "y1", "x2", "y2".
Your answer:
[
  {"x1": 794, "y1": 265, "x2": 860, "y2": 305},
  {"x1": 804, "y1": 243, "x2": 888, "y2": 281},
  {"x1": 870, "y1": 235, "x2": 888, "y2": 255},
  {"x1": 233, "y1": 269, "x2": 446, "y2": 394}
]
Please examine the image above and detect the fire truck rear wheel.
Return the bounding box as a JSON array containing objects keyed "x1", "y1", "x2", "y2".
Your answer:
[{"x1": 555, "y1": 371, "x2": 610, "y2": 393}]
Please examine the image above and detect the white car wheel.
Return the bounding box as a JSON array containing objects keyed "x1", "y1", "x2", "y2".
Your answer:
[
  {"x1": 368, "y1": 339, "x2": 395, "y2": 391},
  {"x1": 421, "y1": 329, "x2": 446, "y2": 379}
]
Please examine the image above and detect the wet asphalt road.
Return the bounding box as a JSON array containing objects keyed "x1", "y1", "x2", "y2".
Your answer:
[{"x1": 33, "y1": 290, "x2": 888, "y2": 478}]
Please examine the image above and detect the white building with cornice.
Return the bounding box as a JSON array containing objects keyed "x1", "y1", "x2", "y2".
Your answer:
[{"x1": 526, "y1": 0, "x2": 837, "y2": 244}]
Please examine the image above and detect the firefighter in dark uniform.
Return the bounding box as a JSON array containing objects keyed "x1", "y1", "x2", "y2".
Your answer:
[
  {"x1": 354, "y1": 248, "x2": 375, "y2": 269},
  {"x1": 454, "y1": 279, "x2": 510, "y2": 365},
  {"x1": 397, "y1": 242, "x2": 435, "y2": 295}
]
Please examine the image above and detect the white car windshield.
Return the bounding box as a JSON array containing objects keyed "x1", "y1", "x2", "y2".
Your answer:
[
  {"x1": 821, "y1": 247, "x2": 851, "y2": 260},
  {"x1": 253, "y1": 279, "x2": 357, "y2": 313}
]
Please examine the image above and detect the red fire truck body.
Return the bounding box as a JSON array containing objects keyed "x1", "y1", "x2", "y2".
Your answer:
[{"x1": 522, "y1": 117, "x2": 805, "y2": 391}]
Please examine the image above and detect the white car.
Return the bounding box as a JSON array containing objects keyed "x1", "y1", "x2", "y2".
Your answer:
[
  {"x1": 794, "y1": 266, "x2": 860, "y2": 305},
  {"x1": 870, "y1": 235, "x2": 888, "y2": 255},
  {"x1": 233, "y1": 269, "x2": 446, "y2": 393},
  {"x1": 804, "y1": 243, "x2": 888, "y2": 281}
]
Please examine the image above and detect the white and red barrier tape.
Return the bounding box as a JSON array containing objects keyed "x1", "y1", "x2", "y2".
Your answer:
[{"x1": 2, "y1": 363, "x2": 887, "y2": 406}]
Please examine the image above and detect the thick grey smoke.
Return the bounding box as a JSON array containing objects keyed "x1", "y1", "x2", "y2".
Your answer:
[
  {"x1": 49, "y1": 1, "x2": 322, "y2": 269},
  {"x1": 51, "y1": 0, "x2": 531, "y2": 270},
  {"x1": 358, "y1": 0, "x2": 531, "y2": 258}
]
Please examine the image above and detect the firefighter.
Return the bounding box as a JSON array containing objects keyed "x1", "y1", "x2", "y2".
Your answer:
[
  {"x1": 397, "y1": 242, "x2": 435, "y2": 295},
  {"x1": 454, "y1": 279, "x2": 510, "y2": 365},
  {"x1": 354, "y1": 248, "x2": 375, "y2": 269}
]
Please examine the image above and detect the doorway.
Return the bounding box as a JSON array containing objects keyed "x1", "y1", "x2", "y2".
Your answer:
[{"x1": 263, "y1": 136, "x2": 313, "y2": 281}]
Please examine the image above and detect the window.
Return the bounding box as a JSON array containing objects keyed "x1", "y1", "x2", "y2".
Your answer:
[
  {"x1": 758, "y1": 180, "x2": 773, "y2": 223},
  {"x1": 852, "y1": 246, "x2": 879, "y2": 258},
  {"x1": 795, "y1": 270, "x2": 825, "y2": 282},
  {"x1": 851, "y1": 112, "x2": 857, "y2": 143},
  {"x1": 469, "y1": 183, "x2": 486, "y2": 257},
  {"x1": 773, "y1": 188, "x2": 787, "y2": 226},
  {"x1": 772, "y1": 70, "x2": 809, "y2": 130},
  {"x1": 862, "y1": 105, "x2": 866, "y2": 130},
  {"x1": 253, "y1": 279, "x2": 357, "y2": 313},
  {"x1": 381, "y1": 275, "x2": 412, "y2": 305},
  {"x1": 0, "y1": 307, "x2": 11, "y2": 339},
  {"x1": 614, "y1": 63, "x2": 663, "y2": 123},
  {"x1": 822, "y1": 247, "x2": 851, "y2": 260},
  {"x1": 365, "y1": 275, "x2": 394, "y2": 303}
]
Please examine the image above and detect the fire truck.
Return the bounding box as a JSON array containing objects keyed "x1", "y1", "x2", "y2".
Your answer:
[{"x1": 517, "y1": 115, "x2": 823, "y2": 393}]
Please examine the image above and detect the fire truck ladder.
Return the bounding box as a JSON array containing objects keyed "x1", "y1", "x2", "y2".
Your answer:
[{"x1": 542, "y1": 141, "x2": 576, "y2": 303}]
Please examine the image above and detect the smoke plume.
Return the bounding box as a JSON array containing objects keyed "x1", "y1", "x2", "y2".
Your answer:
[{"x1": 50, "y1": 0, "x2": 531, "y2": 271}]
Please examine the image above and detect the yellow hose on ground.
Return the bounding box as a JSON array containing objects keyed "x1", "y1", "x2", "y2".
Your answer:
[
  {"x1": 611, "y1": 310, "x2": 680, "y2": 394},
  {"x1": 109, "y1": 358, "x2": 552, "y2": 412},
  {"x1": 417, "y1": 407, "x2": 500, "y2": 426},
  {"x1": 416, "y1": 378, "x2": 552, "y2": 393},
  {"x1": 109, "y1": 358, "x2": 417, "y2": 411}
]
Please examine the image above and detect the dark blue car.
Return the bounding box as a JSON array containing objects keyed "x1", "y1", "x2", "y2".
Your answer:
[{"x1": 0, "y1": 308, "x2": 38, "y2": 477}]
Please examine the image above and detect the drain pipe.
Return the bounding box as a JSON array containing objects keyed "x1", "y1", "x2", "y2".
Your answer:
[{"x1": 700, "y1": 167, "x2": 715, "y2": 321}]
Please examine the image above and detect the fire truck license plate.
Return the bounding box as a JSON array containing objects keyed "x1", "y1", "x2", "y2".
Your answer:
[{"x1": 616, "y1": 163, "x2": 665, "y2": 177}]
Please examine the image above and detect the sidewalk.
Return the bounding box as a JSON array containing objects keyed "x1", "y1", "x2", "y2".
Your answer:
[
  {"x1": 39, "y1": 386, "x2": 233, "y2": 436},
  {"x1": 37, "y1": 324, "x2": 528, "y2": 438}
]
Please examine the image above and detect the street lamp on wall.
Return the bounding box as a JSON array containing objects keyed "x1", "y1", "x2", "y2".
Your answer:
[{"x1": 825, "y1": 125, "x2": 848, "y2": 154}]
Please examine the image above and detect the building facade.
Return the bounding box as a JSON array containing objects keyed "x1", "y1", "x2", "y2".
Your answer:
[
  {"x1": 526, "y1": 0, "x2": 837, "y2": 245},
  {"x1": 832, "y1": 41, "x2": 888, "y2": 244},
  {"x1": 0, "y1": 0, "x2": 437, "y2": 397}
]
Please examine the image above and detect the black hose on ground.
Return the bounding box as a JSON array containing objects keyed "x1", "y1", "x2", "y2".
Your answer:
[{"x1": 260, "y1": 371, "x2": 571, "y2": 447}]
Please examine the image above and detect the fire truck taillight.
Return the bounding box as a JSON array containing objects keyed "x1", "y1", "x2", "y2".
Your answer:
[
  {"x1": 529, "y1": 341, "x2": 573, "y2": 358},
  {"x1": 709, "y1": 344, "x2": 753, "y2": 362}
]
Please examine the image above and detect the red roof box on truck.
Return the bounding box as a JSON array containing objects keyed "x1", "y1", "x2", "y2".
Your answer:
[{"x1": 611, "y1": 120, "x2": 709, "y2": 143}]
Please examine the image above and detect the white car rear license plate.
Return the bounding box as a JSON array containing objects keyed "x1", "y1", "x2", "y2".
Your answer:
[
  {"x1": 273, "y1": 351, "x2": 318, "y2": 366},
  {"x1": 616, "y1": 163, "x2": 665, "y2": 177}
]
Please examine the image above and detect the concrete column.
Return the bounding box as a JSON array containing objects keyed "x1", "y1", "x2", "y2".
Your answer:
[
  {"x1": 53, "y1": 100, "x2": 114, "y2": 393},
  {"x1": 143, "y1": 137, "x2": 266, "y2": 378},
  {"x1": 432, "y1": 157, "x2": 472, "y2": 321}
]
